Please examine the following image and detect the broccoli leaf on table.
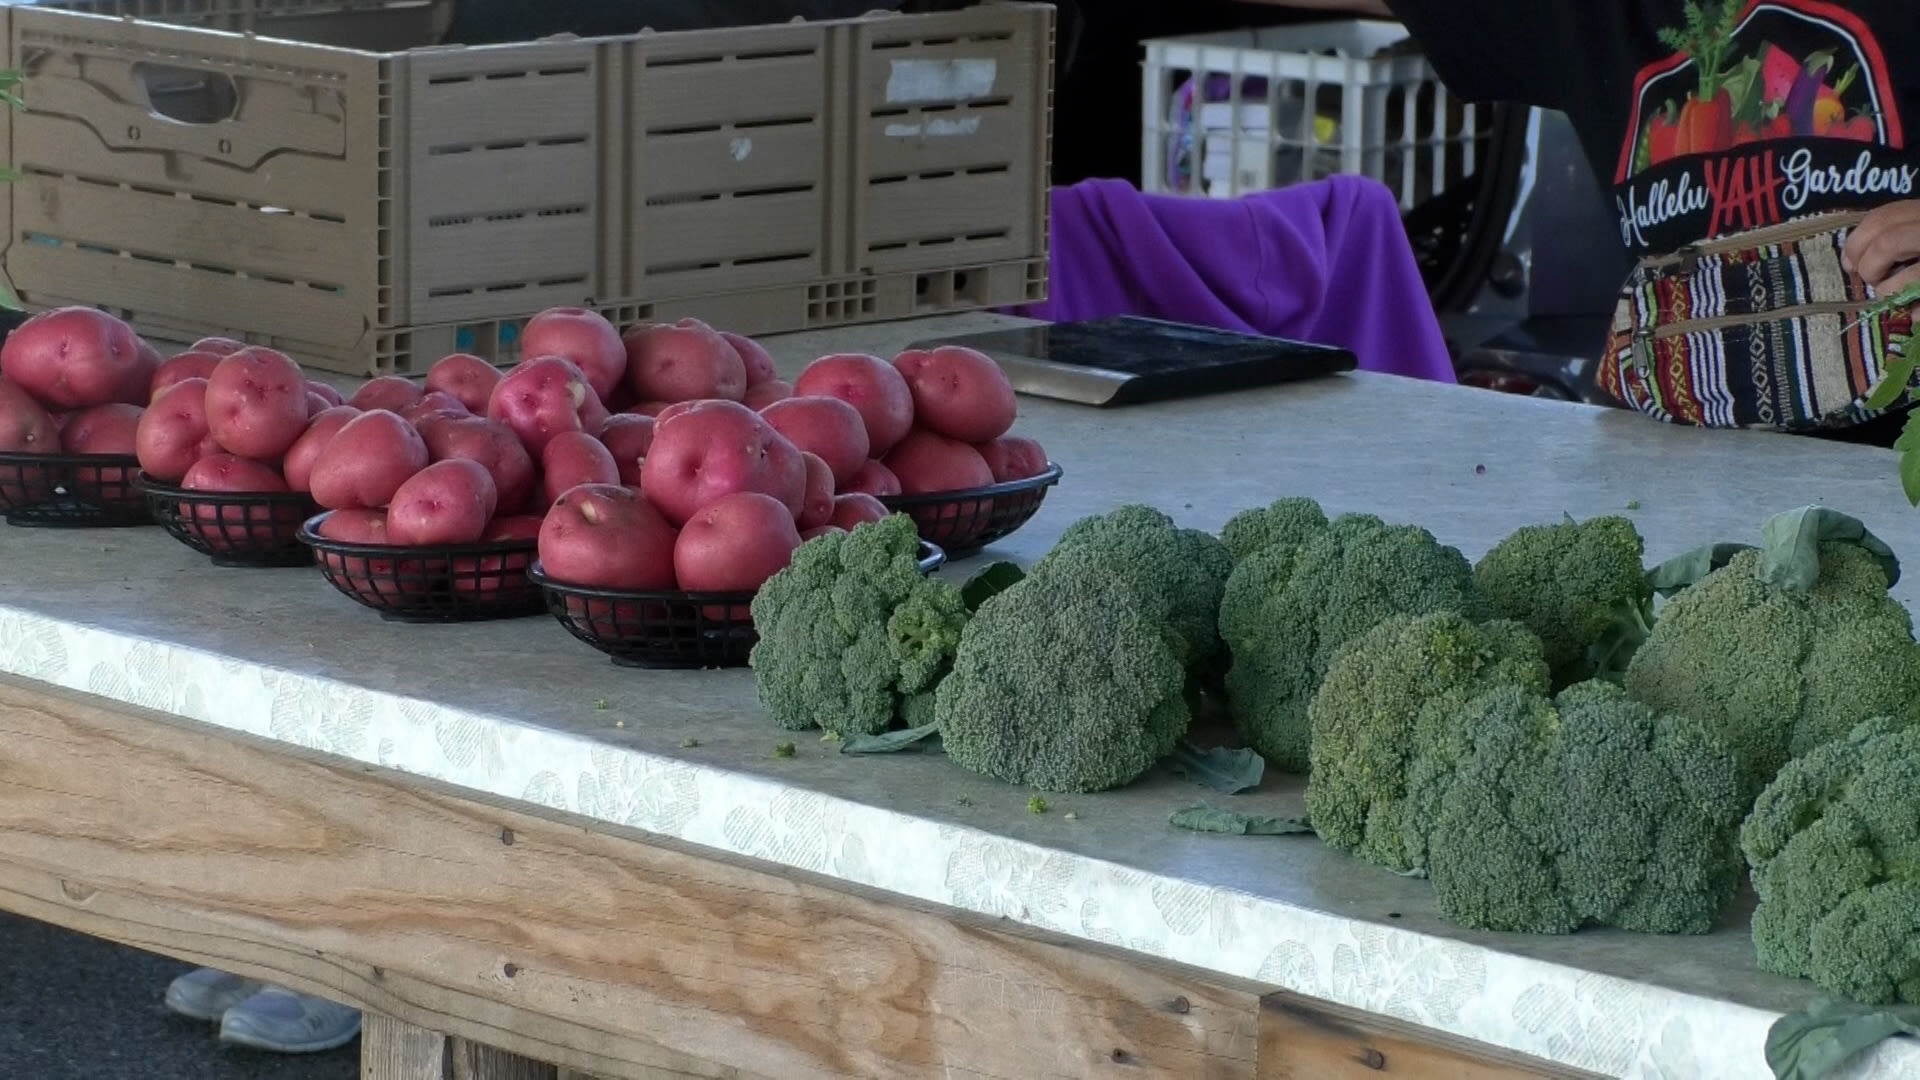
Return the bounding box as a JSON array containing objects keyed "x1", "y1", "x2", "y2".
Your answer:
[
  {"x1": 839, "y1": 722, "x2": 943, "y2": 754},
  {"x1": 1168, "y1": 742, "x2": 1266, "y2": 794},
  {"x1": 1169, "y1": 806, "x2": 1312, "y2": 836},
  {"x1": 1648, "y1": 542, "x2": 1755, "y2": 596},
  {"x1": 1767, "y1": 997, "x2": 1920, "y2": 1080},
  {"x1": 961, "y1": 562, "x2": 1025, "y2": 612}
]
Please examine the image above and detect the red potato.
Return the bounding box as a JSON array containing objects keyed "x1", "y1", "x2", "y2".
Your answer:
[
  {"x1": 61, "y1": 403, "x2": 143, "y2": 496},
  {"x1": 418, "y1": 414, "x2": 538, "y2": 515},
  {"x1": 305, "y1": 391, "x2": 332, "y2": 416},
  {"x1": 892, "y1": 345, "x2": 1018, "y2": 443},
  {"x1": 797, "y1": 452, "x2": 835, "y2": 531},
  {"x1": 654, "y1": 400, "x2": 697, "y2": 428},
  {"x1": 883, "y1": 429, "x2": 994, "y2": 495},
  {"x1": 306, "y1": 381, "x2": 346, "y2": 408},
  {"x1": 598, "y1": 413, "x2": 653, "y2": 488},
  {"x1": 181, "y1": 453, "x2": 295, "y2": 551},
  {"x1": 977, "y1": 435, "x2": 1049, "y2": 483},
  {"x1": 349, "y1": 375, "x2": 424, "y2": 414},
  {"x1": 0, "y1": 381, "x2": 57, "y2": 504},
  {"x1": 640, "y1": 399, "x2": 806, "y2": 526},
  {"x1": 0, "y1": 307, "x2": 146, "y2": 410},
  {"x1": 425, "y1": 353, "x2": 502, "y2": 414},
  {"x1": 742, "y1": 379, "x2": 793, "y2": 410},
  {"x1": 150, "y1": 350, "x2": 221, "y2": 397},
  {"x1": 314, "y1": 508, "x2": 407, "y2": 590},
  {"x1": 623, "y1": 320, "x2": 747, "y2": 404},
  {"x1": 386, "y1": 458, "x2": 498, "y2": 546},
  {"x1": 792, "y1": 353, "x2": 915, "y2": 456},
  {"x1": 281, "y1": 406, "x2": 362, "y2": 493},
  {"x1": 118, "y1": 340, "x2": 162, "y2": 406},
  {"x1": 134, "y1": 378, "x2": 221, "y2": 483},
  {"x1": 400, "y1": 390, "x2": 470, "y2": 426},
  {"x1": 0, "y1": 379, "x2": 59, "y2": 453},
  {"x1": 451, "y1": 513, "x2": 545, "y2": 596},
  {"x1": 538, "y1": 483, "x2": 679, "y2": 590},
  {"x1": 521, "y1": 308, "x2": 626, "y2": 403},
  {"x1": 486, "y1": 355, "x2": 603, "y2": 456},
  {"x1": 190, "y1": 337, "x2": 248, "y2": 358},
  {"x1": 541, "y1": 430, "x2": 620, "y2": 507},
  {"x1": 205, "y1": 347, "x2": 311, "y2": 461},
  {"x1": 627, "y1": 400, "x2": 672, "y2": 417},
  {"x1": 673, "y1": 491, "x2": 802, "y2": 593},
  {"x1": 720, "y1": 331, "x2": 780, "y2": 388},
  {"x1": 844, "y1": 459, "x2": 902, "y2": 498},
  {"x1": 308, "y1": 409, "x2": 429, "y2": 511},
  {"x1": 760, "y1": 395, "x2": 870, "y2": 485},
  {"x1": 828, "y1": 492, "x2": 890, "y2": 531}
]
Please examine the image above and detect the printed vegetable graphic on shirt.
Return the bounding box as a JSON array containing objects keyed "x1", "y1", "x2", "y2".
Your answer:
[{"x1": 1656, "y1": 1, "x2": 1743, "y2": 158}]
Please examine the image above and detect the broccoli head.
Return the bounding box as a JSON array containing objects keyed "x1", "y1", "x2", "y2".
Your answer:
[
  {"x1": 1624, "y1": 525, "x2": 1920, "y2": 800},
  {"x1": 1032, "y1": 504, "x2": 1233, "y2": 667},
  {"x1": 1221, "y1": 496, "x2": 1330, "y2": 562},
  {"x1": 1428, "y1": 680, "x2": 1747, "y2": 936},
  {"x1": 1473, "y1": 515, "x2": 1654, "y2": 687},
  {"x1": 749, "y1": 515, "x2": 968, "y2": 738},
  {"x1": 1305, "y1": 612, "x2": 1552, "y2": 874},
  {"x1": 936, "y1": 556, "x2": 1189, "y2": 793},
  {"x1": 1740, "y1": 717, "x2": 1920, "y2": 1005},
  {"x1": 1219, "y1": 513, "x2": 1491, "y2": 772}
]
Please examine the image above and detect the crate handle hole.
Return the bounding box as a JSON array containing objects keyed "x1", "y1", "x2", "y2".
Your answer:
[{"x1": 133, "y1": 63, "x2": 239, "y2": 126}]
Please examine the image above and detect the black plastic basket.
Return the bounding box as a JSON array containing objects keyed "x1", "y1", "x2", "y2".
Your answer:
[
  {"x1": 0, "y1": 452, "x2": 151, "y2": 528},
  {"x1": 880, "y1": 462, "x2": 1062, "y2": 558},
  {"x1": 139, "y1": 474, "x2": 317, "y2": 567},
  {"x1": 298, "y1": 512, "x2": 544, "y2": 623},
  {"x1": 530, "y1": 540, "x2": 947, "y2": 669}
]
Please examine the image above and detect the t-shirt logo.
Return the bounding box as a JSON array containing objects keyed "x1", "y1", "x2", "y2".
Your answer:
[{"x1": 1613, "y1": 0, "x2": 1913, "y2": 253}]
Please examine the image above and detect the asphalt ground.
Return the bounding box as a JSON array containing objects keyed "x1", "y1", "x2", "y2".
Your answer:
[{"x1": 0, "y1": 913, "x2": 358, "y2": 1080}]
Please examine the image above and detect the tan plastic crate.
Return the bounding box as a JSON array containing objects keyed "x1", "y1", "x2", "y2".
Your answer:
[{"x1": 2, "y1": 0, "x2": 1053, "y2": 375}]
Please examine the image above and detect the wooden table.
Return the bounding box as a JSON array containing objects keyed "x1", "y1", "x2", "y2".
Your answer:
[{"x1": 0, "y1": 314, "x2": 1914, "y2": 1080}]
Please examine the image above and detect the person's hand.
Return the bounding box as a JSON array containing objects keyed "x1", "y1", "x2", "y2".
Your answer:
[{"x1": 1842, "y1": 200, "x2": 1920, "y2": 299}]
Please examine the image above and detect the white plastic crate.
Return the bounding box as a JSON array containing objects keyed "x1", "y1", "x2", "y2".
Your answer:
[{"x1": 1142, "y1": 20, "x2": 1480, "y2": 208}]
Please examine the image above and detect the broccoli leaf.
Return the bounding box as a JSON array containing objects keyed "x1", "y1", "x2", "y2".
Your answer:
[
  {"x1": 1898, "y1": 411, "x2": 1920, "y2": 506},
  {"x1": 1169, "y1": 806, "x2": 1312, "y2": 835},
  {"x1": 1767, "y1": 997, "x2": 1920, "y2": 1080},
  {"x1": 1759, "y1": 507, "x2": 1900, "y2": 592},
  {"x1": 962, "y1": 562, "x2": 1026, "y2": 612},
  {"x1": 1648, "y1": 542, "x2": 1755, "y2": 596},
  {"x1": 1168, "y1": 742, "x2": 1266, "y2": 794},
  {"x1": 839, "y1": 722, "x2": 943, "y2": 754}
]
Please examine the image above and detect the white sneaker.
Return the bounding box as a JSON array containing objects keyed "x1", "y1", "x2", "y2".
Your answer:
[
  {"x1": 217, "y1": 986, "x2": 363, "y2": 1054},
  {"x1": 163, "y1": 967, "x2": 266, "y2": 1022}
]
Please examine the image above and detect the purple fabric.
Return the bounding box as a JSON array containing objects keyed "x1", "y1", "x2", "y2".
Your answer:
[{"x1": 1007, "y1": 175, "x2": 1457, "y2": 384}]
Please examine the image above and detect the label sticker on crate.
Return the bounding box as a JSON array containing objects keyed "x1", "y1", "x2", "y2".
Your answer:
[{"x1": 885, "y1": 58, "x2": 997, "y2": 105}]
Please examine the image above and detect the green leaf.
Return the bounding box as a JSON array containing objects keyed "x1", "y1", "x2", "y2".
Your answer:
[
  {"x1": 839, "y1": 722, "x2": 943, "y2": 754},
  {"x1": 1895, "y1": 410, "x2": 1920, "y2": 454},
  {"x1": 1758, "y1": 507, "x2": 1900, "y2": 592},
  {"x1": 1901, "y1": 446, "x2": 1920, "y2": 508},
  {"x1": 1865, "y1": 353, "x2": 1917, "y2": 410},
  {"x1": 1168, "y1": 806, "x2": 1313, "y2": 836},
  {"x1": 1648, "y1": 542, "x2": 1755, "y2": 596},
  {"x1": 1724, "y1": 56, "x2": 1765, "y2": 125},
  {"x1": 1766, "y1": 997, "x2": 1920, "y2": 1080},
  {"x1": 1168, "y1": 742, "x2": 1266, "y2": 794},
  {"x1": 961, "y1": 562, "x2": 1025, "y2": 612}
]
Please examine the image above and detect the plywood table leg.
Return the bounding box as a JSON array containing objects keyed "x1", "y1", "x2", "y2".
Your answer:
[{"x1": 362, "y1": 1014, "x2": 448, "y2": 1080}]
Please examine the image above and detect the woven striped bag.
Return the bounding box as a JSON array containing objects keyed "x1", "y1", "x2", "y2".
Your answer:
[{"x1": 1601, "y1": 210, "x2": 1917, "y2": 431}]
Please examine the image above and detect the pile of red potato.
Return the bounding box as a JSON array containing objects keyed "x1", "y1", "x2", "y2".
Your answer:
[{"x1": 0, "y1": 304, "x2": 1050, "y2": 596}]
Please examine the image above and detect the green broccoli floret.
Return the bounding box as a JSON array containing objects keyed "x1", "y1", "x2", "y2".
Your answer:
[
  {"x1": 1305, "y1": 612, "x2": 1552, "y2": 874},
  {"x1": 1473, "y1": 515, "x2": 1654, "y2": 688},
  {"x1": 1740, "y1": 717, "x2": 1920, "y2": 1004},
  {"x1": 750, "y1": 515, "x2": 968, "y2": 738},
  {"x1": 1221, "y1": 497, "x2": 1330, "y2": 562},
  {"x1": 1624, "y1": 532, "x2": 1920, "y2": 801},
  {"x1": 1032, "y1": 504, "x2": 1233, "y2": 667},
  {"x1": 1428, "y1": 680, "x2": 1747, "y2": 936},
  {"x1": 1219, "y1": 512, "x2": 1491, "y2": 772},
  {"x1": 936, "y1": 556, "x2": 1189, "y2": 793}
]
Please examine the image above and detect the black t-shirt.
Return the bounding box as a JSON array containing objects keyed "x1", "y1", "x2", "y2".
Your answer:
[{"x1": 1386, "y1": 0, "x2": 1920, "y2": 258}]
